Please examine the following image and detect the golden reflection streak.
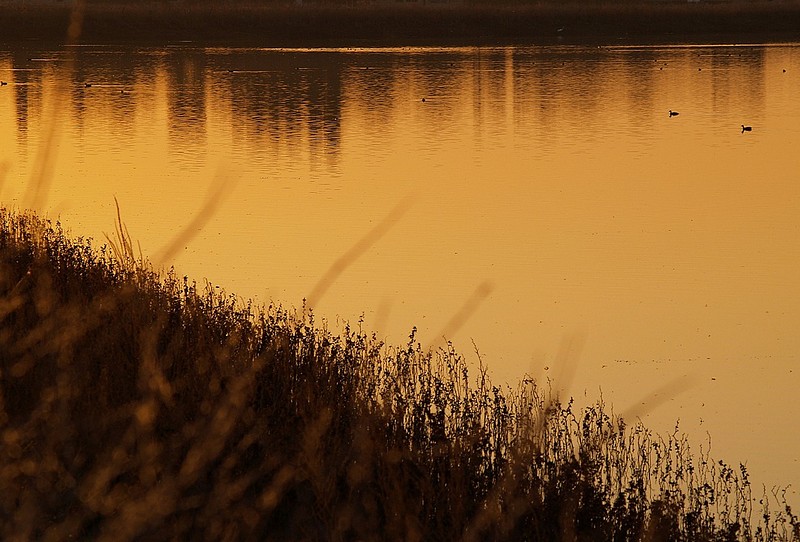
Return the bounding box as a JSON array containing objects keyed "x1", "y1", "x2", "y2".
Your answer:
[
  {"x1": 22, "y1": 0, "x2": 86, "y2": 211},
  {"x1": 153, "y1": 164, "x2": 240, "y2": 267},
  {"x1": 305, "y1": 194, "x2": 415, "y2": 309},
  {"x1": 66, "y1": 0, "x2": 86, "y2": 44},
  {"x1": 0, "y1": 161, "x2": 8, "y2": 195},
  {"x1": 23, "y1": 92, "x2": 61, "y2": 210}
]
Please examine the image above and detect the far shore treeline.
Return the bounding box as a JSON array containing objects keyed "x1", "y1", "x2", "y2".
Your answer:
[{"x1": 1, "y1": 0, "x2": 800, "y2": 45}]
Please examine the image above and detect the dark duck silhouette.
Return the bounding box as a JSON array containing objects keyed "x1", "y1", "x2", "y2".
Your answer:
[
  {"x1": 741, "y1": 125, "x2": 752, "y2": 133},
  {"x1": 669, "y1": 110, "x2": 679, "y2": 117}
]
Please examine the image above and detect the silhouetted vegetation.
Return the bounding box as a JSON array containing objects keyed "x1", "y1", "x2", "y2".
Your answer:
[
  {"x1": 2, "y1": 1, "x2": 800, "y2": 45},
  {"x1": 1, "y1": 207, "x2": 799, "y2": 540}
]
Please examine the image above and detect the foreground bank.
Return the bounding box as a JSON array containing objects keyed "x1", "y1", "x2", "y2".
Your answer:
[
  {"x1": 0, "y1": 208, "x2": 798, "y2": 540},
  {"x1": 2, "y1": 2, "x2": 800, "y2": 45}
]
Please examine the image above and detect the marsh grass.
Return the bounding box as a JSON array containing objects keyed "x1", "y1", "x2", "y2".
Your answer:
[{"x1": 1, "y1": 208, "x2": 798, "y2": 540}]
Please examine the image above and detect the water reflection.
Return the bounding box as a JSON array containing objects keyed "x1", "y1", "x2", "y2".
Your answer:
[
  {"x1": 1, "y1": 43, "x2": 798, "y2": 504},
  {"x1": 220, "y1": 50, "x2": 344, "y2": 168},
  {"x1": 2, "y1": 44, "x2": 771, "y2": 172},
  {"x1": 6, "y1": 50, "x2": 44, "y2": 154},
  {"x1": 166, "y1": 48, "x2": 207, "y2": 152}
]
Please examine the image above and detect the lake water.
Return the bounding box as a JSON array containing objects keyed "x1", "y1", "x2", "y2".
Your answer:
[{"x1": 1, "y1": 42, "x2": 799, "y2": 504}]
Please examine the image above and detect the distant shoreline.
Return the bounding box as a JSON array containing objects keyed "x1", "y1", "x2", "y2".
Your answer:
[{"x1": 2, "y1": 2, "x2": 800, "y2": 46}]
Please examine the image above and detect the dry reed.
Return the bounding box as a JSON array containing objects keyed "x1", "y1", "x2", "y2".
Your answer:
[{"x1": 1, "y1": 208, "x2": 798, "y2": 540}]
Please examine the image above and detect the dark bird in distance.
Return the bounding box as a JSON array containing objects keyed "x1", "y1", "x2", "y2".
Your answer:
[
  {"x1": 0, "y1": 81, "x2": 6, "y2": 86},
  {"x1": 669, "y1": 110, "x2": 679, "y2": 117},
  {"x1": 85, "y1": 82, "x2": 92, "y2": 88},
  {"x1": 741, "y1": 125, "x2": 752, "y2": 132}
]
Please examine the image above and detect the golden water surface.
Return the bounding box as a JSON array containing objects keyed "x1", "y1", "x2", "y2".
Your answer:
[{"x1": 1, "y1": 43, "x2": 799, "y2": 502}]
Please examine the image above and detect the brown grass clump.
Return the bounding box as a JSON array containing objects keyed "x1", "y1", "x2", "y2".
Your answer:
[{"x1": 1, "y1": 208, "x2": 799, "y2": 540}]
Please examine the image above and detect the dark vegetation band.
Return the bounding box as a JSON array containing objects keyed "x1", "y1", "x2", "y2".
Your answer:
[
  {"x1": 1, "y1": 209, "x2": 798, "y2": 540},
  {"x1": 3, "y1": 2, "x2": 800, "y2": 45}
]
